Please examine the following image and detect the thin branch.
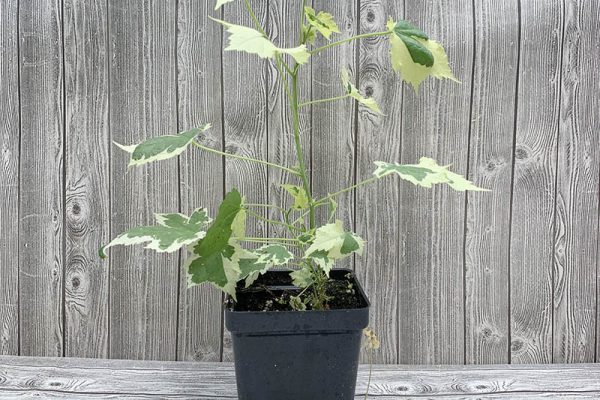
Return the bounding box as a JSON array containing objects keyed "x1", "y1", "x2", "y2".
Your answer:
[
  {"x1": 310, "y1": 31, "x2": 391, "y2": 55},
  {"x1": 299, "y1": 94, "x2": 350, "y2": 108}
]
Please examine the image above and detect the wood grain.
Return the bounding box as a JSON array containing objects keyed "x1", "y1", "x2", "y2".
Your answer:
[
  {"x1": 511, "y1": 0, "x2": 563, "y2": 366},
  {"x1": 555, "y1": 0, "x2": 600, "y2": 363},
  {"x1": 311, "y1": 0, "x2": 357, "y2": 272},
  {"x1": 398, "y1": 0, "x2": 474, "y2": 365},
  {"x1": 0, "y1": 0, "x2": 19, "y2": 356},
  {"x1": 107, "y1": 0, "x2": 179, "y2": 360},
  {"x1": 63, "y1": 0, "x2": 110, "y2": 359},
  {"x1": 354, "y1": 0, "x2": 402, "y2": 364},
  {"x1": 221, "y1": 0, "x2": 269, "y2": 361},
  {"x1": 176, "y1": 0, "x2": 224, "y2": 362},
  {"x1": 3, "y1": 356, "x2": 600, "y2": 398},
  {"x1": 18, "y1": 0, "x2": 64, "y2": 357},
  {"x1": 464, "y1": 0, "x2": 519, "y2": 364}
]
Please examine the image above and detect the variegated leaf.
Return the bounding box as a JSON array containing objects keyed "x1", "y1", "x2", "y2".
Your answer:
[
  {"x1": 185, "y1": 189, "x2": 245, "y2": 297},
  {"x1": 304, "y1": 220, "x2": 364, "y2": 275},
  {"x1": 99, "y1": 208, "x2": 211, "y2": 258},
  {"x1": 341, "y1": 67, "x2": 382, "y2": 114},
  {"x1": 304, "y1": 6, "x2": 340, "y2": 40},
  {"x1": 373, "y1": 157, "x2": 487, "y2": 191},
  {"x1": 215, "y1": 0, "x2": 235, "y2": 10},
  {"x1": 281, "y1": 184, "x2": 309, "y2": 210},
  {"x1": 210, "y1": 18, "x2": 310, "y2": 64},
  {"x1": 115, "y1": 124, "x2": 211, "y2": 167}
]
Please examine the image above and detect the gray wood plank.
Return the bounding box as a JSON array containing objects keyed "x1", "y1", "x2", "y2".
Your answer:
[
  {"x1": 555, "y1": 0, "x2": 600, "y2": 363},
  {"x1": 0, "y1": 0, "x2": 19, "y2": 356},
  {"x1": 398, "y1": 0, "x2": 474, "y2": 364},
  {"x1": 63, "y1": 0, "x2": 110, "y2": 359},
  {"x1": 18, "y1": 0, "x2": 64, "y2": 357},
  {"x1": 221, "y1": 0, "x2": 269, "y2": 362},
  {"x1": 176, "y1": 0, "x2": 224, "y2": 362},
  {"x1": 3, "y1": 356, "x2": 600, "y2": 398},
  {"x1": 509, "y1": 0, "x2": 562, "y2": 365},
  {"x1": 354, "y1": 0, "x2": 402, "y2": 364},
  {"x1": 311, "y1": 0, "x2": 357, "y2": 272},
  {"x1": 107, "y1": 0, "x2": 179, "y2": 360},
  {"x1": 465, "y1": 0, "x2": 519, "y2": 364},
  {"x1": 267, "y1": 0, "x2": 310, "y2": 245}
]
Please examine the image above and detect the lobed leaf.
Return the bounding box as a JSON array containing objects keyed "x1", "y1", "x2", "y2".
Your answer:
[
  {"x1": 281, "y1": 184, "x2": 309, "y2": 210},
  {"x1": 341, "y1": 67, "x2": 383, "y2": 114},
  {"x1": 115, "y1": 124, "x2": 211, "y2": 167},
  {"x1": 185, "y1": 189, "x2": 245, "y2": 297},
  {"x1": 304, "y1": 220, "x2": 364, "y2": 275},
  {"x1": 215, "y1": 0, "x2": 236, "y2": 10},
  {"x1": 373, "y1": 157, "x2": 488, "y2": 191},
  {"x1": 99, "y1": 208, "x2": 211, "y2": 258},
  {"x1": 387, "y1": 19, "x2": 458, "y2": 91},
  {"x1": 211, "y1": 18, "x2": 310, "y2": 64},
  {"x1": 304, "y1": 6, "x2": 340, "y2": 40},
  {"x1": 290, "y1": 266, "x2": 314, "y2": 288}
]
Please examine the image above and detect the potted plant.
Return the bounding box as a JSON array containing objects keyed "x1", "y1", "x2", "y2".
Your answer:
[{"x1": 100, "y1": 1, "x2": 484, "y2": 399}]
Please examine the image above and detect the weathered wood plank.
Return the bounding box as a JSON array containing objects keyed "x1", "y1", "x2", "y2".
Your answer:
[
  {"x1": 176, "y1": 0, "x2": 224, "y2": 362},
  {"x1": 107, "y1": 0, "x2": 179, "y2": 360},
  {"x1": 354, "y1": 0, "x2": 401, "y2": 364},
  {"x1": 555, "y1": 0, "x2": 600, "y2": 363},
  {"x1": 221, "y1": 1, "x2": 269, "y2": 361},
  {"x1": 311, "y1": 0, "x2": 357, "y2": 272},
  {"x1": 3, "y1": 356, "x2": 600, "y2": 398},
  {"x1": 63, "y1": 0, "x2": 110, "y2": 359},
  {"x1": 18, "y1": 0, "x2": 64, "y2": 357},
  {"x1": 398, "y1": 0, "x2": 474, "y2": 364},
  {"x1": 0, "y1": 0, "x2": 20, "y2": 356},
  {"x1": 465, "y1": 0, "x2": 519, "y2": 364},
  {"x1": 510, "y1": 0, "x2": 562, "y2": 365}
]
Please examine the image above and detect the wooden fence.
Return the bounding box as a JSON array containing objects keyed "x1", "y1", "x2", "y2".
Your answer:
[{"x1": 0, "y1": 0, "x2": 599, "y2": 364}]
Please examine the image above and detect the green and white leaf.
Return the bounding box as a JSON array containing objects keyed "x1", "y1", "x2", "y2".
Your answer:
[
  {"x1": 115, "y1": 124, "x2": 210, "y2": 167},
  {"x1": 304, "y1": 6, "x2": 340, "y2": 40},
  {"x1": 281, "y1": 184, "x2": 309, "y2": 210},
  {"x1": 237, "y1": 244, "x2": 293, "y2": 287},
  {"x1": 185, "y1": 189, "x2": 245, "y2": 297},
  {"x1": 373, "y1": 157, "x2": 488, "y2": 191},
  {"x1": 341, "y1": 67, "x2": 382, "y2": 114},
  {"x1": 215, "y1": 0, "x2": 235, "y2": 10},
  {"x1": 290, "y1": 266, "x2": 314, "y2": 288},
  {"x1": 99, "y1": 208, "x2": 211, "y2": 258},
  {"x1": 210, "y1": 18, "x2": 310, "y2": 65},
  {"x1": 387, "y1": 19, "x2": 458, "y2": 91},
  {"x1": 254, "y1": 244, "x2": 294, "y2": 266},
  {"x1": 304, "y1": 220, "x2": 364, "y2": 275}
]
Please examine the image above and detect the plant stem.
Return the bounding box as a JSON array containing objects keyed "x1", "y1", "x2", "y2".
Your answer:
[
  {"x1": 243, "y1": 0, "x2": 266, "y2": 36},
  {"x1": 310, "y1": 31, "x2": 391, "y2": 55},
  {"x1": 192, "y1": 141, "x2": 300, "y2": 176},
  {"x1": 236, "y1": 236, "x2": 300, "y2": 243},
  {"x1": 364, "y1": 349, "x2": 373, "y2": 400},
  {"x1": 245, "y1": 209, "x2": 302, "y2": 233},
  {"x1": 290, "y1": 71, "x2": 315, "y2": 230},
  {"x1": 299, "y1": 94, "x2": 350, "y2": 108},
  {"x1": 314, "y1": 176, "x2": 380, "y2": 205}
]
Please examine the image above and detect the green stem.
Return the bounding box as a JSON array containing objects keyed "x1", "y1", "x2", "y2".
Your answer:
[
  {"x1": 310, "y1": 31, "x2": 391, "y2": 55},
  {"x1": 245, "y1": 203, "x2": 286, "y2": 212},
  {"x1": 364, "y1": 349, "x2": 373, "y2": 400},
  {"x1": 314, "y1": 176, "x2": 380, "y2": 205},
  {"x1": 236, "y1": 236, "x2": 300, "y2": 243},
  {"x1": 299, "y1": 94, "x2": 350, "y2": 108},
  {"x1": 290, "y1": 71, "x2": 315, "y2": 230},
  {"x1": 243, "y1": 0, "x2": 266, "y2": 36},
  {"x1": 192, "y1": 141, "x2": 300, "y2": 176},
  {"x1": 246, "y1": 209, "x2": 302, "y2": 233}
]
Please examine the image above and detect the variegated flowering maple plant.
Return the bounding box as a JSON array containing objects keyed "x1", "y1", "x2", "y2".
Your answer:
[{"x1": 100, "y1": 1, "x2": 486, "y2": 311}]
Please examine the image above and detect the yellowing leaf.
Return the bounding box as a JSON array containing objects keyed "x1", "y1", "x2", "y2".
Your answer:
[
  {"x1": 387, "y1": 19, "x2": 458, "y2": 91},
  {"x1": 304, "y1": 6, "x2": 340, "y2": 40},
  {"x1": 373, "y1": 157, "x2": 488, "y2": 191},
  {"x1": 115, "y1": 124, "x2": 211, "y2": 167},
  {"x1": 341, "y1": 67, "x2": 382, "y2": 114},
  {"x1": 211, "y1": 18, "x2": 311, "y2": 64},
  {"x1": 215, "y1": 0, "x2": 236, "y2": 10}
]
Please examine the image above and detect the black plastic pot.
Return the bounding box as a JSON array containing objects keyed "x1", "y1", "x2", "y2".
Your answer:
[{"x1": 225, "y1": 269, "x2": 370, "y2": 400}]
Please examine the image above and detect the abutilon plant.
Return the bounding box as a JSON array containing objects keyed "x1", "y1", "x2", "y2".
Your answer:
[{"x1": 100, "y1": 0, "x2": 486, "y2": 310}]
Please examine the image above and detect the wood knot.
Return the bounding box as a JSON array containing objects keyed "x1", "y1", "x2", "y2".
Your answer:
[
  {"x1": 475, "y1": 384, "x2": 488, "y2": 390},
  {"x1": 72, "y1": 277, "x2": 81, "y2": 289},
  {"x1": 481, "y1": 327, "x2": 493, "y2": 338},
  {"x1": 396, "y1": 385, "x2": 409, "y2": 392},
  {"x1": 49, "y1": 381, "x2": 62, "y2": 387},
  {"x1": 511, "y1": 339, "x2": 524, "y2": 351},
  {"x1": 515, "y1": 146, "x2": 528, "y2": 160},
  {"x1": 365, "y1": 86, "x2": 374, "y2": 97},
  {"x1": 72, "y1": 203, "x2": 81, "y2": 215},
  {"x1": 366, "y1": 11, "x2": 376, "y2": 23}
]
